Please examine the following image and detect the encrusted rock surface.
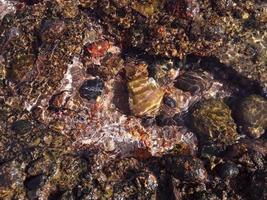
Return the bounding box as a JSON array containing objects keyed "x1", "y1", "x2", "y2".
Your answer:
[{"x1": 0, "y1": 0, "x2": 266, "y2": 199}]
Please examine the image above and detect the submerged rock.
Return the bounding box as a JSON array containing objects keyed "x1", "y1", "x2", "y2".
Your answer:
[
  {"x1": 79, "y1": 78, "x2": 104, "y2": 101},
  {"x1": 11, "y1": 119, "x2": 32, "y2": 135},
  {"x1": 126, "y1": 60, "x2": 165, "y2": 117},
  {"x1": 237, "y1": 95, "x2": 267, "y2": 138},
  {"x1": 217, "y1": 161, "x2": 239, "y2": 179},
  {"x1": 176, "y1": 70, "x2": 213, "y2": 95},
  {"x1": 163, "y1": 155, "x2": 207, "y2": 183},
  {"x1": 192, "y1": 99, "x2": 238, "y2": 144},
  {"x1": 0, "y1": 0, "x2": 266, "y2": 199}
]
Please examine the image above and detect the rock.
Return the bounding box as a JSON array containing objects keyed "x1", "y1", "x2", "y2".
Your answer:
[
  {"x1": 79, "y1": 78, "x2": 104, "y2": 101},
  {"x1": 237, "y1": 95, "x2": 267, "y2": 138},
  {"x1": 86, "y1": 40, "x2": 110, "y2": 58},
  {"x1": 200, "y1": 143, "x2": 226, "y2": 159},
  {"x1": 126, "y1": 61, "x2": 165, "y2": 117},
  {"x1": 11, "y1": 120, "x2": 32, "y2": 135},
  {"x1": 218, "y1": 162, "x2": 239, "y2": 179},
  {"x1": 224, "y1": 139, "x2": 266, "y2": 172},
  {"x1": 25, "y1": 174, "x2": 46, "y2": 190},
  {"x1": 175, "y1": 70, "x2": 213, "y2": 95},
  {"x1": 192, "y1": 99, "x2": 238, "y2": 144},
  {"x1": 163, "y1": 155, "x2": 207, "y2": 183},
  {"x1": 39, "y1": 20, "x2": 66, "y2": 43}
]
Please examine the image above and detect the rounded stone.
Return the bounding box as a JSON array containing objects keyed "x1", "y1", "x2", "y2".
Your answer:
[
  {"x1": 192, "y1": 99, "x2": 238, "y2": 144},
  {"x1": 25, "y1": 174, "x2": 46, "y2": 190},
  {"x1": 237, "y1": 95, "x2": 267, "y2": 138},
  {"x1": 218, "y1": 162, "x2": 239, "y2": 179},
  {"x1": 79, "y1": 78, "x2": 104, "y2": 101},
  {"x1": 11, "y1": 120, "x2": 32, "y2": 135}
]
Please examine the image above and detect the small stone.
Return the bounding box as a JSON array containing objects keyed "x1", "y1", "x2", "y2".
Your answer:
[
  {"x1": 218, "y1": 162, "x2": 239, "y2": 179},
  {"x1": 86, "y1": 40, "x2": 110, "y2": 58},
  {"x1": 237, "y1": 95, "x2": 267, "y2": 138},
  {"x1": 126, "y1": 61, "x2": 165, "y2": 117},
  {"x1": 11, "y1": 120, "x2": 32, "y2": 135},
  {"x1": 79, "y1": 78, "x2": 104, "y2": 101},
  {"x1": 164, "y1": 155, "x2": 207, "y2": 183},
  {"x1": 163, "y1": 96, "x2": 177, "y2": 108},
  {"x1": 25, "y1": 174, "x2": 46, "y2": 190}
]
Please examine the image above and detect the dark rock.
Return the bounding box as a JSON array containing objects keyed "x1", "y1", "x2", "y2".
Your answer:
[
  {"x1": 163, "y1": 96, "x2": 177, "y2": 108},
  {"x1": 249, "y1": 150, "x2": 265, "y2": 170},
  {"x1": 163, "y1": 155, "x2": 207, "y2": 183},
  {"x1": 224, "y1": 139, "x2": 266, "y2": 172},
  {"x1": 218, "y1": 162, "x2": 239, "y2": 179},
  {"x1": 25, "y1": 174, "x2": 46, "y2": 190},
  {"x1": 156, "y1": 172, "x2": 177, "y2": 200},
  {"x1": 141, "y1": 117, "x2": 155, "y2": 127},
  {"x1": 11, "y1": 120, "x2": 32, "y2": 135},
  {"x1": 79, "y1": 78, "x2": 104, "y2": 101}
]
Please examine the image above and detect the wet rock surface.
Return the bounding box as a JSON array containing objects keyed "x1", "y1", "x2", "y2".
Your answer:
[
  {"x1": 0, "y1": 0, "x2": 266, "y2": 199},
  {"x1": 237, "y1": 95, "x2": 267, "y2": 138},
  {"x1": 192, "y1": 99, "x2": 239, "y2": 145}
]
